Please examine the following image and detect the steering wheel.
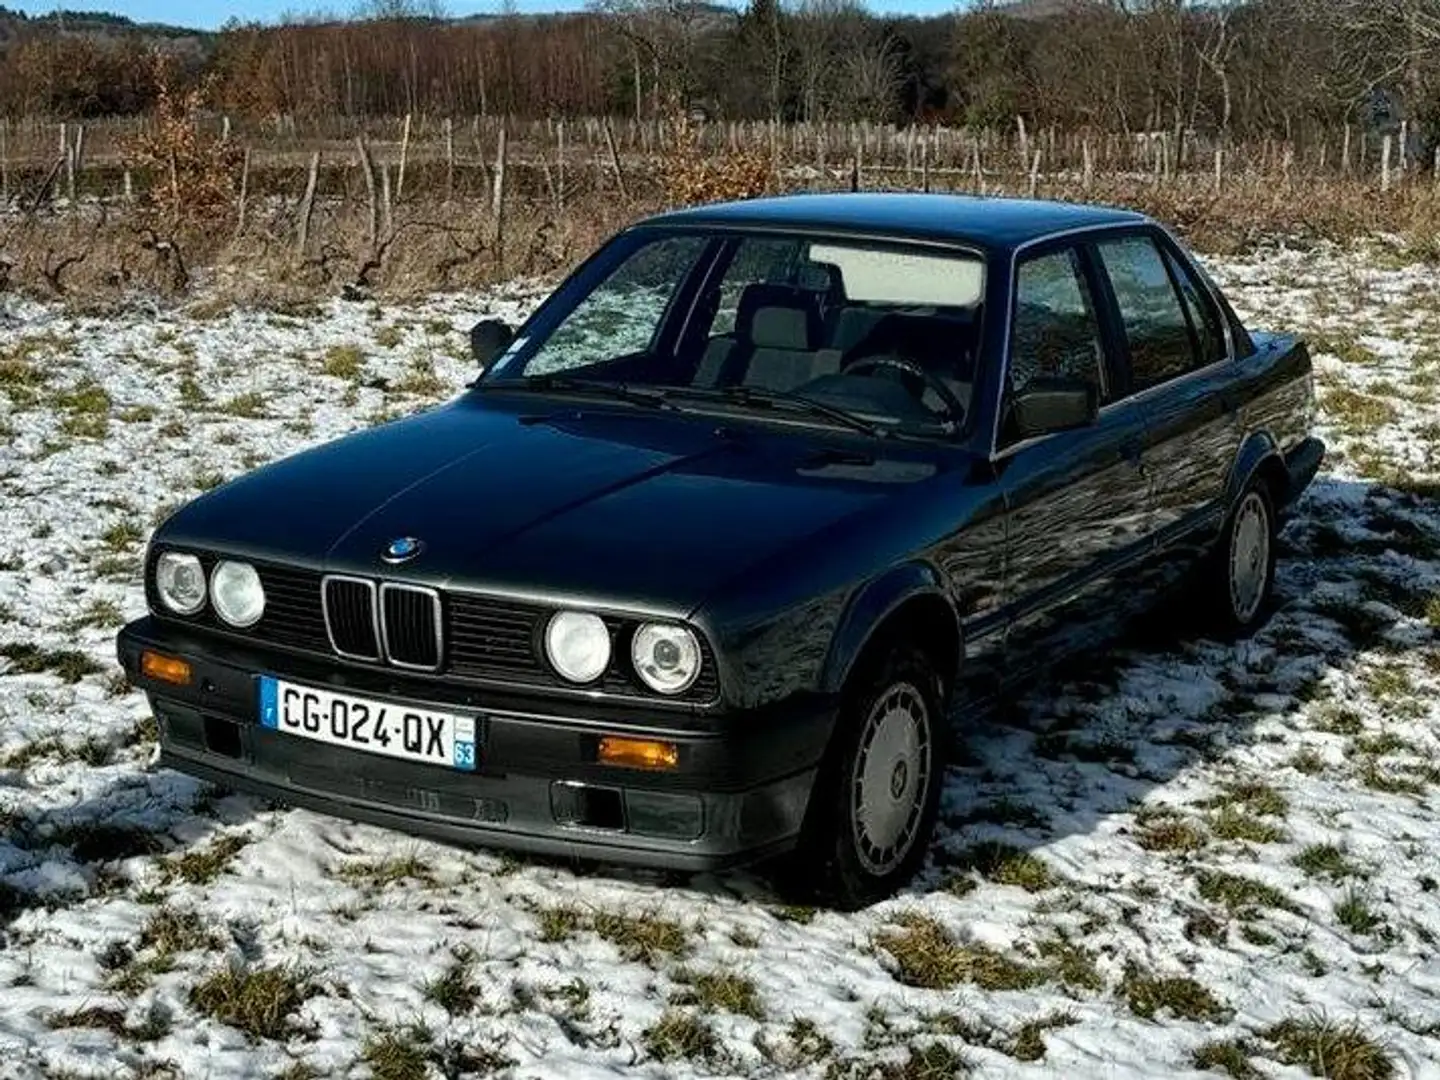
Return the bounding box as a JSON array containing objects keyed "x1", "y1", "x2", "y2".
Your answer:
[{"x1": 842, "y1": 355, "x2": 967, "y2": 422}]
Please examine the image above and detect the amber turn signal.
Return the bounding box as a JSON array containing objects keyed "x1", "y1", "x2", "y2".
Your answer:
[
  {"x1": 597, "y1": 735, "x2": 678, "y2": 770},
  {"x1": 141, "y1": 650, "x2": 192, "y2": 686}
]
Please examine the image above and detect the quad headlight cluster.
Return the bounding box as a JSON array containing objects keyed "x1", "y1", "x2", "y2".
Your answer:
[
  {"x1": 154, "y1": 552, "x2": 266, "y2": 628},
  {"x1": 544, "y1": 610, "x2": 702, "y2": 695}
]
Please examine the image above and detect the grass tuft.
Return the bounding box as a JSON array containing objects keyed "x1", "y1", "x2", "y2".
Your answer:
[
  {"x1": 1264, "y1": 1015, "x2": 1394, "y2": 1080},
  {"x1": 1196, "y1": 869, "x2": 1298, "y2": 915},
  {"x1": 643, "y1": 1009, "x2": 718, "y2": 1063},
  {"x1": 876, "y1": 913, "x2": 1047, "y2": 992},
  {"x1": 163, "y1": 833, "x2": 250, "y2": 885},
  {"x1": 141, "y1": 907, "x2": 219, "y2": 955},
  {"x1": 592, "y1": 910, "x2": 690, "y2": 965},
  {"x1": 423, "y1": 955, "x2": 481, "y2": 1016},
  {"x1": 45, "y1": 1005, "x2": 129, "y2": 1035},
  {"x1": 943, "y1": 840, "x2": 1058, "y2": 892},
  {"x1": 1293, "y1": 843, "x2": 1360, "y2": 882},
  {"x1": 1210, "y1": 805, "x2": 1288, "y2": 844},
  {"x1": 0, "y1": 642, "x2": 103, "y2": 683},
  {"x1": 1135, "y1": 806, "x2": 1209, "y2": 853},
  {"x1": 334, "y1": 854, "x2": 435, "y2": 890},
  {"x1": 1008, "y1": 1010, "x2": 1077, "y2": 1061},
  {"x1": 361, "y1": 1026, "x2": 431, "y2": 1080},
  {"x1": 1122, "y1": 963, "x2": 1231, "y2": 1022},
  {"x1": 1192, "y1": 1039, "x2": 1263, "y2": 1078},
  {"x1": 189, "y1": 964, "x2": 312, "y2": 1040},
  {"x1": 1203, "y1": 778, "x2": 1288, "y2": 818},
  {"x1": 322, "y1": 344, "x2": 366, "y2": 379},
  {"x1": 536, "y1": 905, "x2": 582, "y2": 943},
  {"x1": 1334, "y1": 888, "x2": 1387, "y2": 936},
  {"x1": 671, "y1": 970, "x2": 764, "y2": 1019}
]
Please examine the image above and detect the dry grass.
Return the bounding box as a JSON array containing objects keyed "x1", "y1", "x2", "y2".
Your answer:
[
  {"x1": 876, "y1": 914, "x2": 1048, "y2": 992},
  {"x1": 942, "y1": 840, "x2": 1059, "y2": 892},
  {"x1": 1121, "y1": 963, "x2": 1231, "y2": 1022},
  {"x1": 6, "y1": 160, "x2": 1440, "y2": 313},
  {"x1": 162, "y1": 833, "x2": 250, "y2": 885},
  {"x1": 1264, "y1": 1015, "x2": 1394, "y2": 1079},
  {"x1": 671, "y1": 970, "x2": 764, "y2": 1019},
  {"x1": 188, "y1": 964, "x2": 312, "y2": 1040},
  {"x1": 643, "y1": 1009, "x2": 719, "y2": 1063}
]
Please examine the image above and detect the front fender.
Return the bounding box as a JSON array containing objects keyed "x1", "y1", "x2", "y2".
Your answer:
[{"x1": 819, "y1": 562, "x2": 955, "y2": 695}]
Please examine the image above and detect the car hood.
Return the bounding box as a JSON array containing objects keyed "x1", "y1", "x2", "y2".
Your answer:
[{"x1": 157, "y1": 395, "x2": 953, "y2": 614}]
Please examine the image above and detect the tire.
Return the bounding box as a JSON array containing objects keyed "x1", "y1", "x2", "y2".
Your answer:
[
  {"x1": 1204, "y1": 477, "x2": 1278, "y2": 634},
  {"x1": 792, "y1": 642, "x2": 949, "y2": 910}
]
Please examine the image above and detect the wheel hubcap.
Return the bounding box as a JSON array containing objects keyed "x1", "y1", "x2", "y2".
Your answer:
[
  {"x1": 1229, "y1": 492, "x2": 1271, "y2": 624},
  {"x1": 851, "y1": 682, "x2": 932, "y2": 876}
]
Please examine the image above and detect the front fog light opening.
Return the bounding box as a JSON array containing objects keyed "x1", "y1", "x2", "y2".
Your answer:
[
  {"x1": 155, "y1": 551, "x2": 206, "y2": 615},
  {"x1": 210, "y1": 560, "x2": 265, "y2": 628},
  {"x1": 631, "y1": 623, "x2": 701, "y2": 695}
]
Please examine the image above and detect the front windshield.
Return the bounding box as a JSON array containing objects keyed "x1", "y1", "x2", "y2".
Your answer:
[{"x1": 481, "y1": 229, "x2": 987, "y2": 437}]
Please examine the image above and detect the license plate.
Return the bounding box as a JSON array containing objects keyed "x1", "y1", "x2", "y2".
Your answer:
[{"x1": 258, "y1": 677, "x2": 477, "y2": 772}]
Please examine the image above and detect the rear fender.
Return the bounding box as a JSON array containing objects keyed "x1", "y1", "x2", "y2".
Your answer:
[{"x1": 1225, "y1": 429, "x2": 1285, "y2": 513}]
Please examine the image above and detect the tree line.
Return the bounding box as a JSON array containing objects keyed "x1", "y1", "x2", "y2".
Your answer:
[{"x1": 0, "y1": 0, "x2": 1436, "y2": 145}]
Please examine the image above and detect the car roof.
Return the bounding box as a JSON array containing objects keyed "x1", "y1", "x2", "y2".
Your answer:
[{"x1": 641, "y1": 192, "x2": 1150, "y2": 254}]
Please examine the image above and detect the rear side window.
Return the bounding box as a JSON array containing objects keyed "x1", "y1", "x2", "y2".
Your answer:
[
  {"x1": 1008, "y1": 248, "x2": 1106, "y2": 402},
  {"x1": 1164, "y1": 248, "x2": 1227, "y2": 367},
  {"x1": 1096, "y1": 236, "x2": 1197, "y2": 391}
]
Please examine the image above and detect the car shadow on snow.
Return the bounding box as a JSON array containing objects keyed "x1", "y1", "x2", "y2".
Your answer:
[{"x1": 3, "y1": 474, "x2": 1437, "y2": 924}]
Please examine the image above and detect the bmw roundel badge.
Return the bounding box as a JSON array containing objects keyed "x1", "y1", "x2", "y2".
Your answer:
[{"x1": 382, "y1": 536, "x2": 424, "y2": 563}]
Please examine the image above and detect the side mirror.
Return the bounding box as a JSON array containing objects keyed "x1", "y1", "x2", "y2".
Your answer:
[
  {"x1": 1011, "y1": 377, "x2": 1098, "y2": 439},
  {"x1": 470, "y1": 318, "x2": 515, "y2": 369}
]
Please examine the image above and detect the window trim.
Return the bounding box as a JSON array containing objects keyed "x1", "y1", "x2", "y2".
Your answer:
[
  {"x1": 988, "y1": 222, "x2": 1243, "y2": 461},
  {"x1": 1093, "y1": 231, "x2": 1206, "y2": 396},
  {"x1": 997, "y1": 243, "x2": 1113, "y2": 452}
]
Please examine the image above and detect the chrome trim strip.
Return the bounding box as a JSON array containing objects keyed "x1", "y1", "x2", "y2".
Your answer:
[
  {"x1": 379, "y1": 582, "x2": 445, "y2": 673},
  {"x1": 321, "y1": 575, "x2": 382, "y2": 662}
]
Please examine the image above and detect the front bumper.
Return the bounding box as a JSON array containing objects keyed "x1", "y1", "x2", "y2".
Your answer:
[{"x1": 118, "y1": 617, "x2": 835, "y2": 872}]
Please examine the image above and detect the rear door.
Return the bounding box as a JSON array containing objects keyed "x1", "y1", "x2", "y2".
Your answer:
[
  {"x1": 996, "y1": 241, "x2": 1155, "y2": 677},
  {"x1": 1091, "y1": 231, "x2": 1238, "y2": 560}
]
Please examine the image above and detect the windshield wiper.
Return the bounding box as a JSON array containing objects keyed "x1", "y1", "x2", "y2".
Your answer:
[
  {"x1": 479, "y1": 374, "x2": 677, "y2": 412},
  {"x1": 669, "y1": 384, "x2": 890, "y2": 440}
]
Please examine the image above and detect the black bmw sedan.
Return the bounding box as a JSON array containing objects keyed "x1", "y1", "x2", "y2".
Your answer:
[{"x1": 118, "y1": 193, "x2": 1322, "y2": 907}]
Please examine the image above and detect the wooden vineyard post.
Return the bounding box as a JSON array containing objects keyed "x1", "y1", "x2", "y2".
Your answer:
[{"x1": 296, "y1": 151, "x2": 320, "y2": 256}]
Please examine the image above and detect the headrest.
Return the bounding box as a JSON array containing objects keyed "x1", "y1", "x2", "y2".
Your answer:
[
  {"x1": 795, "y1": 261, "x2": 845, "y2": 299},
  {"x1": 736, "y1": 284, "x2": 821, "y2": 350}
]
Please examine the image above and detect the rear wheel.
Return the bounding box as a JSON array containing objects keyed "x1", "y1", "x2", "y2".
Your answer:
[
  {"x1": 794, "y1": 642, "x2": 948, "y2": 910},
  {"x1": 1205, "y1": 478, "x2": 1278, "y2": 633}
]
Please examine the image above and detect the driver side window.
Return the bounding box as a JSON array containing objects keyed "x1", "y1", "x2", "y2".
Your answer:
[{"x1": 1003, "y1": 248, "x2": 1105, "y2": 444}]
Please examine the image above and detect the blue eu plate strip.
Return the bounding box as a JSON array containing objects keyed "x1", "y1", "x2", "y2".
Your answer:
[{"x1": 258, "y1": 676, "x2": 279, "y2": 729}]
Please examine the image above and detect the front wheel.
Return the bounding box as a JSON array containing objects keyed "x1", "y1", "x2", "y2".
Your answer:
[
  {"x1": 794, "y1": 643, "x2": 948, "y2": 910},
  {"x1": 1205, "y1": 479, "x2": 1278, "y2": 633}
]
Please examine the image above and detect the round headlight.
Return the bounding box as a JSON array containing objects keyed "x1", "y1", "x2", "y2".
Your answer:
[
  {"x1": 155, "y1": 551, "x2": 206, "y2": 615},
  {"x1": 210, "y1": 560, "x2": 265, "y2": 628},
  {"x1": 545, "y1": 611, "x2": 611, "y2": 684},
  {"x1": 631, "y1": 623, "x2": 701, "y2": 695}
]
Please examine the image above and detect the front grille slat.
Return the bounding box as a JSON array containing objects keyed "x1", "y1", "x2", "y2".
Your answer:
[
  {"x1": 323, "y1": 577, "x2": 380, "y2": 660},
  {"x1": 381, "y1": 584, "x2": 441, "y2": 670}
]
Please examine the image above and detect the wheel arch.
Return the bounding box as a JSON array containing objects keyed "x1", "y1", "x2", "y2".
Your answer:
[
  {"x1": 820, "y1": 565, "x2": 962, "y2": 704},
  {"x1": 1226, "y1": 429, "x2": 1289, "y2": 510}
]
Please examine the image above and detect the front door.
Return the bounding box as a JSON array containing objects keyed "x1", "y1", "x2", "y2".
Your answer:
[{"x1": 994, "y1": 243, "x2": 1155, "y2": 679}]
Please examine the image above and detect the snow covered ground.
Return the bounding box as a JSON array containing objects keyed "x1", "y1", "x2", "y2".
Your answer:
[{"x1": 1, "y1": 241, "x2": 1439, "y2": 1080}]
